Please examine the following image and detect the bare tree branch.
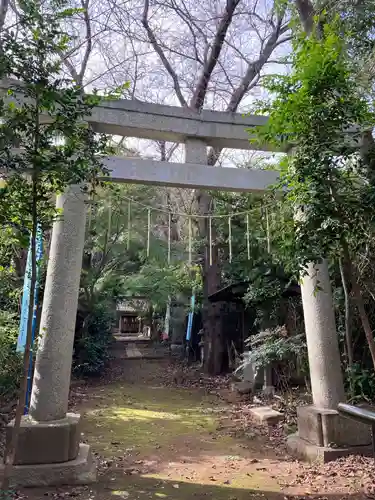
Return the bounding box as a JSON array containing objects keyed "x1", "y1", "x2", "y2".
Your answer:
[
  {"x1": 142, "y1": 0, "x2": 188, "y2": 106},
  {"x1": 78, "y1": 0, "x2": 93, "y2": 84},
  {"x1": 0, "y1": 0, "x2": 9, "y2": 33},
  {"x1": 227, "y1": 16, "x2": 288, "y2": 112},
  {"x1": 168, "y1": 0, "x2": 205, "y2": 64},
  {"x1": 189, "y1": 0, "x2": 241, "y2": 110},
  {"x1": 295, "y1": 0, "x2": 315, "y2": 34},
  {"x1": 274, "y1": 33, "x2": 293, "y2": 48},
  {"x1": 60, "y1": 51, "x2": 80, "y2": 82}
]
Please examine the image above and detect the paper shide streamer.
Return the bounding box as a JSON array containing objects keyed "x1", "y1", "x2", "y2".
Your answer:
[
  {"x1": 127, "y1": 200, "x2": 131, "y2": 250},
  {"x1": 168, "y1": 212, "x2": 171, "y2": 264},
  {"x1": 147, "y1": 208, "x2": 151, "y2": 257},
  {"x1": 228, "y1": 215, "x2": 232, "y2": 263},
  {"x1": 120, "y1": 195, "x2": 276, "y2": 266}
]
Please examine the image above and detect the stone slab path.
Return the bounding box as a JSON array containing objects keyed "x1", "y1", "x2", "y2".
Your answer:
[
  {"x1": 124, "y1": 343, "x2": 143, "y2": 359},
  {"x1": 111, "y1": 339, "x2": 169, "y2": 360},
  {"x1": 15, "y1": 358, "x2": 373, "y2": 500}
]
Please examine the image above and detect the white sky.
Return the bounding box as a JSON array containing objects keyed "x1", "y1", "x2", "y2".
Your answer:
[
  {"x1": 7, "y1": 0, "x2": 292, "y2": 166},
  {"x1": 60, "y1": 0, "x2": 292, "y2": 165}
]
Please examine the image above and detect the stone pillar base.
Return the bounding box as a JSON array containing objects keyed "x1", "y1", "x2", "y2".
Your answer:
[
  {"x1": 287, "y1": 433, "x2": 373, "y2": 463},
  {"x1": 3, "y1": 412, "x2": 96, "y2": 487},
  {"x1": 287, "y1": 405, "x2": 373, "y2": 463},
  {"x1": 6, "y1": 413, "x2": 81, "y2": 465},
  {"x1": 0, "y1": 443, "x2": 97, "y2": 487}
]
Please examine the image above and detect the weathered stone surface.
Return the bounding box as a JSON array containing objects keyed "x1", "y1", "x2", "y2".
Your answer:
[
  {"x1": 5, "y1": 414, "x2": 81, "y2": 465},
  {"x1": 104, "y1": 157, "x2": 279, "y2": 193},
  {"x1": 29, "y1": 185, "x2": 87, "y2": 422},
  {"x1": 232, "y1": 381, "x2": 253, "y2": 395},
  {"x1": 91, "y1": 98, "x2": 271, "y2": 150},
  {"x1": 297, "y1": 405, "x2": 372, "y2": 448},
  {"x1": 287, "y1": 433, "x2": 373, "y2": 463},
  {"x1": 297, "y1": 406, "x2": 324, "y2": 446},
  {"x1": 242, "y1": 351, "x2": 255, "y2": 384},
  {"x1": 1, "y1": 78, "x2": 283, "y2": 151},
  {"x1": 0, "y1": 444, "x2": 96, "y2": 487},
  {"x1": 184, "y1": 138, "x2": 207, "y2": 164},
  {"x1": 262, "y1": 365, "x2": 274, "y2": 395},
  {"x1": 300, "y1": 261, "x2": 346, "y2": 409},
  {"x1": 322, "y1": 409, "x2": 371, "y2": 447},
  {"x1": 250, "y1": 406, "x2": 283, "y2": 426}
]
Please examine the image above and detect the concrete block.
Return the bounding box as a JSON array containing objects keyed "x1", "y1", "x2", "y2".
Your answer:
[
  {"x1": 297, "y1": 405, "x2": 372, "y2": 448},
  {"x1": 104, "y1": 157, "x2": 279, "y2": 193},
  {"x1": 297, "y1": 406, "x2": 324, "y2": 446},
  {"x1": 232, "y1": 381, "x2": 253, "y2": 395},
  {"x1": 287, "y1": 433, "x2": 373, "y2": 463},
  {"x1": 250, "y1": 406, "x2": 283, "y2": 426},
  {"x1": 325, "y1": 408, "x2": 372, "y2": 447},
  {"x1": 6, "y1": 413, "x2": 81, "y2": 465},
  {"x1": 0, "y1": 443, "x2": 97, "y2": 487}
]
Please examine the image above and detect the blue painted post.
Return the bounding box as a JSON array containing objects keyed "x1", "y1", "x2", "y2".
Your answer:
[
  {"x1": 16, "y1": 225, "x2": 43, "y2": 414},
  {"x1": 185, "y1": 294, "x2": 195, "y2": 342},
  {"x1": 186, "y1": 312, "x2": 193, "y2": 342}
]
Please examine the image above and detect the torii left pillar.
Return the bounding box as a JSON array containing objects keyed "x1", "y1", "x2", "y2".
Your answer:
[{"x1": 3, "y1": 185, "x2": 96, "y2": 487}]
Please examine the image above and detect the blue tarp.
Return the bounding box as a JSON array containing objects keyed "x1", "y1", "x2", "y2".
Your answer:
[
  {"x1": 17, "y1": 225, "x2": 43, "y2": 353},
  {"x1": 185, "y1": 294, "x2": 195, "y2": 341},
  {"x1": 16, "y1": 225, "x2": 43, "y2": 415},
  {"x1": 186, "y1": 312, "x2": 193, "y2": 341}
]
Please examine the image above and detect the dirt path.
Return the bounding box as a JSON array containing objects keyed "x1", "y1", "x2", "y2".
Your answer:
[{"x1": 16, "y1": 358, "x2": 375, "y2": 500}]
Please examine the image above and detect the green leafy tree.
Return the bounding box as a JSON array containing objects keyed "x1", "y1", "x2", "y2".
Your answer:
[
  {"x1": 254, "y1": 20, "x2": 375, "y2": 369},
  {"x1": 0, "y1": 0, "x2": 111, "y2": 491}
]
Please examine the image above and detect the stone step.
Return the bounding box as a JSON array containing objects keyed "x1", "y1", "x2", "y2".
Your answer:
[
  {"x1": 110, "y1": 342, "x2": 169, "y2": 360},
  {"x1": 231, "y1": 381, "x2": 253, "y2": 395},
  {"x1": 249, "y1": 406, "x2": 283, "y2": 426}
]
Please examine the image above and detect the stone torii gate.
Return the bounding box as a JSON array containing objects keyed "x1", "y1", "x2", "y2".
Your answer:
[{"x1": 3, "y1": 98, "x2": 371, "y2": 486}]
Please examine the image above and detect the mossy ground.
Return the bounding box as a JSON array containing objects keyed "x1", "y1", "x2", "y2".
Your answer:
[
  {"x1": 18, "y1": 358, "x2": 367, "y2": 499},
  {"x1": 77, "y1": 380, "x2": 282, "y2": 499},
  {"x1": 81, "y1": 384, "x2": 219, "y2": 456}
]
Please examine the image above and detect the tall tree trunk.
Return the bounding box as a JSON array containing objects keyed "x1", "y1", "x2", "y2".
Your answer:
[
  {"x1": 294, "y1": 0, "x2": 315, "y2": 34},
  {"x1": 141, "y1": 0, "x2": 287, "y2": 374},
  {"x1": 0, "y1": 0, "x2": 9, "y2": 33},
  {"x1": 202, "y1": 244, "x2": 228, "y2": 374}
]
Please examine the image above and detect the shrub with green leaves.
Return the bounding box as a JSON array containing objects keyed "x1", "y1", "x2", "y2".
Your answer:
[
  {"x1": 345, "y1": 363, "x2": 375, "y2": 403},
  {"x1": 73, "y1": 304, "x2": 114, "y2": 377},
  {"x1": 0, "y1": 312, "x2": 22, "y2": 403},
  {"x1": 247, "y1": 327, "x2": 306, "y2": 368}
]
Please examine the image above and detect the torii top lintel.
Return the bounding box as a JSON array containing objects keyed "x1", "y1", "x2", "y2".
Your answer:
[
  {"x1": 0, "y1": 79, "x2": 283, "y2": 193},
  {"x1": 92, "y1": 98, "x2": 277, "y2": 152},
  {"x1": 0, "y1": 79, "x2": 280, "y2": 152}
]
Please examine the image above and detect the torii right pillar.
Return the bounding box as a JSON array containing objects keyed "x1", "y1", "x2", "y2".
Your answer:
[{"x1": 287, "y1": 260, "x2": 373, "y2": 462}]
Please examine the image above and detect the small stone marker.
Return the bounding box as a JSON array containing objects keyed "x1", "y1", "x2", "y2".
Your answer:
[
  {"x1": 250, "y1": 406, "x2": 283, "y2": 426},
  {"x1": 232, "y1": 381, "x2": 253, "y2": 395}
]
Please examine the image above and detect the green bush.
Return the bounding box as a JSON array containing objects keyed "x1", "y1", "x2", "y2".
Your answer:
[
  {"x1": 244, "y1": 327, "x2": 308, "y2": 370},
  {"x1": 345, "y1": 363, "x2": 375, "y2": 403},
  {"x1": 0, "y1": 311, "x2": 22, "y2": 403},
  {"x1": 73, "y1": 305, "x2": 114, "y2": 377}
]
